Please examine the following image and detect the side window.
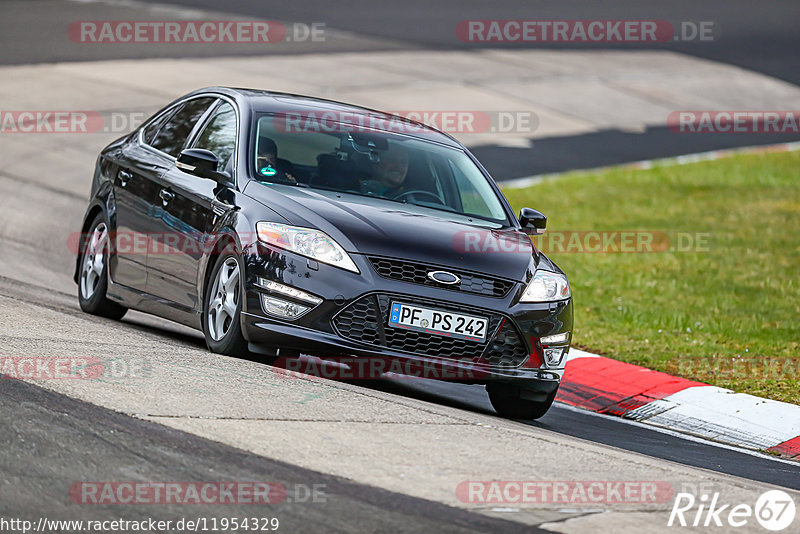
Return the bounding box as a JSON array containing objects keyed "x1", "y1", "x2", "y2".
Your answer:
[
  {"x1": 192, "y1": 102, "x2": 236, "y2": 171},
  {"x1": 150, "y1": 97, "x2": 216, "y2": 157},
  {"x1": 142, "y1": 108, "x2": 176, "y2": 145}
]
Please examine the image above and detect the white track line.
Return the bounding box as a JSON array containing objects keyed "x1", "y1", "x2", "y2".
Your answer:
[{"x1": 554, "y1": 402, "x2": 800, "y2": 467}]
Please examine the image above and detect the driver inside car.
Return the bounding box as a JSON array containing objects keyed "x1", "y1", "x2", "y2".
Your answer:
[{"x1": 360, "y1": 145, "x2": 410, "y2": 198}]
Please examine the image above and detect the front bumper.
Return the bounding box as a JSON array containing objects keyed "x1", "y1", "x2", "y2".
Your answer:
[{"x1": 240, "y1": 243, "x2": 573, "y2": 387}]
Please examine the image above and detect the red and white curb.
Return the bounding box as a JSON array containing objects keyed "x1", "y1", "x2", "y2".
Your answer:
[{"x1": 555, "y1": 349, "x2": 800, "y2": 460}]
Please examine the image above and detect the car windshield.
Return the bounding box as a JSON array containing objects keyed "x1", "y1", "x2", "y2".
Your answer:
[{"x1": 251, "y1": 114, "x2": 509, "y2": 224}]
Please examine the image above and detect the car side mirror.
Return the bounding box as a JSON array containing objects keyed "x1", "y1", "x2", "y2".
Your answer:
[
  {"x1": 176, "y1": 148, "x2": 233, "y2": 187},
  {"x1": 519, "y1": 207, "x2": 546, "y2": 235}
]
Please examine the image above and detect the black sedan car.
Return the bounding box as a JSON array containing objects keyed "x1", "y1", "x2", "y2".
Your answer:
[{"x1": 74, "y1": 87, "x2": 572, "y2": 419}]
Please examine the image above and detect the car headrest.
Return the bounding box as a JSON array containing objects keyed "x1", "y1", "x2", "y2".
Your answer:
[
  {"x1": 316, "y1": 153, "x2": 363, "y2": 190},
  {"x1": 258, "y1": 136, "x2": 278, "y2": 157}
]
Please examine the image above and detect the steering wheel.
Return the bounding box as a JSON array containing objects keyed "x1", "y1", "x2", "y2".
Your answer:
[{"x1": 392, "y1": 189, "x2": 445, "y2": 204}]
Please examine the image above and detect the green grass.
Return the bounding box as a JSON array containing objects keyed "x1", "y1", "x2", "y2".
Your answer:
[{"x1": 501, "y1": 151, "x2": 800, "y2": 404}]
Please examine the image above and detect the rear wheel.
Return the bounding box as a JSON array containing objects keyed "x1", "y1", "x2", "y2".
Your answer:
[
  {"x1": 203, "y1": 245, "x2": 248, "y2": 356},
  {"x1": 78, "y1": 214, "x2": 127, "y2": 320},
  {"x1": 487, "y1": 384, "x2": 557, "y2": 420}
]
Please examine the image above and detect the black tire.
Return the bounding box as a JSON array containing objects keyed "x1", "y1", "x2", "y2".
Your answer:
[
  {"x1": 202, "y1": 244, "x2": 248, "y2": 357},
  {"x1": 487, "y1": 385, "x2": 557, "y2": 420},
  {"x1": 77, "y1": 213, "x2": 128, "y2": 320}
]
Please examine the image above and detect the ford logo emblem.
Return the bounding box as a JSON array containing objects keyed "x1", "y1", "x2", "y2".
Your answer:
[{"x1": 427, "y1": 271, "x2": 461, "y2": 285}]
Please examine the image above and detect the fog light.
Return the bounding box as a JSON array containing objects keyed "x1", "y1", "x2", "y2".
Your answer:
[
  {"x1": 541, "y1": 332, "x2": 570, "y2": 344},
  {"x1": 543, "y1": 346, "x2": 567, "y2": 367},
  {"x1": 257, "y1": 278, "x2": 322, "y2": 306},
  {"x1": 262, "y1": 295, "x2": 310, "y2": 319}
]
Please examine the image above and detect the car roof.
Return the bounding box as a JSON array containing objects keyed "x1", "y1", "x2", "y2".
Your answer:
[{"x1": 184, "y1": 86, "x2": 463, "y2": 149}]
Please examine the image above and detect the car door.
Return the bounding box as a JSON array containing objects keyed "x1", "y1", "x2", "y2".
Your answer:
[
  {"x1": 113, "y1": 96, "x2": 217, "y2": 294},
  {"x1": 109, "y1": 105, "x2": 178, "y2": 291},
  {"x1": 146, "y1": 99, "x2": 238, "y2": 311}
]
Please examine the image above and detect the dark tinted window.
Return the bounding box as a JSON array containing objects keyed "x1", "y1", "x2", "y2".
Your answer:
[
  {"x1": 192, "y1": 102, "x2": 236, "y2": 171},
  {"x1": 142, "y1": 108, "x2": 176, "y2": 145},
  {"x1": 150, "y1": 97, "x2": 215, "y2": 157}
]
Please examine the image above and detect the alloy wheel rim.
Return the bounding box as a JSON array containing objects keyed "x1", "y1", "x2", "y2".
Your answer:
[
  {"x1": 80, "y1": 222, "x2": 108, "y2": 300},
  {"x1": 207, "y1": 257, "x2": 240, "y2": 341}
]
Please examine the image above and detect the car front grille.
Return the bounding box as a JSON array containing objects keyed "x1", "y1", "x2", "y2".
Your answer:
[
  {"x1": 332, "y1": 293, "x2": 529, "y2": 368},
  {"x1": 368, "y1": 257, "x2": 515, "y2": 298}
]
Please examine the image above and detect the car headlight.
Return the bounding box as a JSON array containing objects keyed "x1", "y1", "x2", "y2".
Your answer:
[
  {"x1": 256, "y1": 222, "x2": 359, "y2": 273},
  {"x1": 520, "y1": 270, "x2": 570, "y2": 302}
]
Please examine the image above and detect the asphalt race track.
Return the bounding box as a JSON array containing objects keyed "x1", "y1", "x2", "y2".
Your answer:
[
  {"x1": 362, "y1": 378, "x2": 800, "y2": 490},
  {"x1": 7, "y1": 0, "x2": 800, "y2": 85},
  {"x1": 1, "y1": 1, "x2": 799, "y2": 532},
  {"x1": 3, "y1": 0, "x2": 800, "y2": 179},
  {"x1": 0, "y1": 377, "x2": 541, "y2": 534}
]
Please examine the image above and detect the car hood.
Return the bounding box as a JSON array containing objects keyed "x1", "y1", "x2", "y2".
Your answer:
[{"x1": 244, "y1": 182, "x2": 539, "y2": 281}]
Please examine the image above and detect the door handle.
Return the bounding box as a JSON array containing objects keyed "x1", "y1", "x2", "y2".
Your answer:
[
  {"x1": 159, "y1": 188, "x2": 175, "y2": 205},
  {"x1": 118, "y1": 169, "x2": 133, "y2": 187}
]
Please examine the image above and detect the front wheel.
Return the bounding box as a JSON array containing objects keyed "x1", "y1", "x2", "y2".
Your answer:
[
  {"x1": 202, "y1": 245, "x2": 248, "y2": 356},
  {"x1": 487, "y1": 384, "x2": 557, "y2": 420}
]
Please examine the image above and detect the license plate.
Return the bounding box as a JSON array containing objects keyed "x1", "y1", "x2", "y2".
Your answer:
[{"x1": 387, "y1": 302, "x2": 488, "y2": 342}]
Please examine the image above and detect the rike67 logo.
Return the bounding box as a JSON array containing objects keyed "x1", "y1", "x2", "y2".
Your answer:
[{"x1": 668, "y1": 489, "x2": 796, "y2": 531}]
